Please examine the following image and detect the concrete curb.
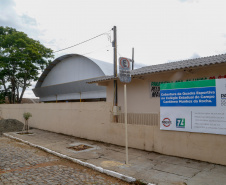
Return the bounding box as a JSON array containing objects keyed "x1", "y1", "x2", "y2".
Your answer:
[{"x1": 3, "y1": 133, "x2": 155, "y2": 185}]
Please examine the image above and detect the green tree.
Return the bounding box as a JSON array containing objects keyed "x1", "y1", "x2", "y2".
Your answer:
[
  {"x1": 0, "y1": 90, "x2": 6, "y2": 104},
  {"x1": 0, "y1": 26, "x2": 54, "y2": 103}
]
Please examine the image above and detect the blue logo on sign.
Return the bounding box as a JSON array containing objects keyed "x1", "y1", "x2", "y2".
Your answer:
[{"x1": 176, "y1": 118, "x2": 185, "y2": 128}]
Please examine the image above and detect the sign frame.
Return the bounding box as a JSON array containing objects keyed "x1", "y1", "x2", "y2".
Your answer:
[{"x1": 119, "y1": 57, "x2": 132, "y2": 83}]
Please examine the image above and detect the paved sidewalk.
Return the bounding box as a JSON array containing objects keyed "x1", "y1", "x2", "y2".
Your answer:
[
  {"x1": 4, "y1": 129, "x2": 226, "y2": 185},
  {"x1": 0, "y1": 137, "x2": 129, "y2": 185}
]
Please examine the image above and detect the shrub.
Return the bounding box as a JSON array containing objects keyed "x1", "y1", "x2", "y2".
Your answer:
[
  {"x1": 23, "y1": 112, "x2": 32, "y2": 133},
  {"x1": 23, "y1": 112, "x2": 32, "y2": 120}
]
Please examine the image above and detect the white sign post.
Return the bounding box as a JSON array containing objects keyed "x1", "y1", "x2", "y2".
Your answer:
[
  {"x1": 124, "y1": 83, "x2": 128, "y2": 165},
  {"x1": 119, "y1": 57, "x2": 132, "y2": 165}
]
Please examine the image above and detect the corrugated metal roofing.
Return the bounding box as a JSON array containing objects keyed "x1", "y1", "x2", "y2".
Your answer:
[{"x1": 88, "y1": 53, "x2": 226, "y2": 83}]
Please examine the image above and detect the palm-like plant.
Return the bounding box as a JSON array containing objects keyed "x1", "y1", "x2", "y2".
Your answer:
[{"x1": 23, "y1": 112, "x2": 32, "y2": 134}]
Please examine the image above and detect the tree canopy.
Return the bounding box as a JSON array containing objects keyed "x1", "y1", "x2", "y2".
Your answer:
[{"x1": 0, "y1": 26, "x2": 54, "y2": 103}]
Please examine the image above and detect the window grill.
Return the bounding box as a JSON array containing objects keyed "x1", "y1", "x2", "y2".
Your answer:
[{"x1": 111, "y1": 113, "x2": 159, "y2": 126}]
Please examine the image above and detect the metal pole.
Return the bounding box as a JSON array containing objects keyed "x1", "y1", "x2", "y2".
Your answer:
[
  {"x1": 132, "y1": 48, "x2": 134, "y2": 70},
  {"x1": 124, "y1": 84, "x2": 128, "y2": 164},
  {"x1": 113, "y1": 26, "x2": 118, "y2": 107}
]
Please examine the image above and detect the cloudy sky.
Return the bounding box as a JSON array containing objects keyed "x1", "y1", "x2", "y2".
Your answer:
[{"x1": 1, "y1": 0, "x2": 226, "y2": 98}]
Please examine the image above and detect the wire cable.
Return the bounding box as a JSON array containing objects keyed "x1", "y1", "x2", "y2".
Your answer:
[
  {"x1": 81, "y1": 44, "x2": 112, "y2": 56},
  {"x1": 53, "y1": 29, "x2": 112, "y2": 53},
  {"x1": 117, "y1": 51, "x2": 122, "y2": 57}
]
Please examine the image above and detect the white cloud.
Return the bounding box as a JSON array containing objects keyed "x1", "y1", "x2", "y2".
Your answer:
[
  {"x1": 2, "y1": 0, "x2": 226, "y2": 98},
  {"x1": 11, "y1": 0, "x2": 226, "y2": 64},
  {"x1": 0, "y1": 0, "x2": 18, "y2": 27},
  {"x1": 178, "y1": 0, "x2": 199, "y2": 3},
  {"x1": 190, "y1": 53, "x2": 200, "y2": 59}
]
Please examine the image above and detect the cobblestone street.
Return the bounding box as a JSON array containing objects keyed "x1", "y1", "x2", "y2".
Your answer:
[{"x1": 0, "y1": 137, "x2": 130, "y2": 185}]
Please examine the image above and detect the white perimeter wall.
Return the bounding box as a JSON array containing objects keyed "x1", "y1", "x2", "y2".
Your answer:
[
  {"x1": 1, "y1": 102, "x2": 226, "y2": 166},
  {"x1": 0, "y1": 102, "x2": 155, "y2": 151}
]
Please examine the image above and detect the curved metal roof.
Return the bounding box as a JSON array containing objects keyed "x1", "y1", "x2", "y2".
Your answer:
[{"x1": 35, "y1": 54, "x2": 113, "y2": 88}]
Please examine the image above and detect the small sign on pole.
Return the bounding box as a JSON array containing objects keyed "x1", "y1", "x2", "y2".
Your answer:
[
  {"x1": 119, "y1": 57, "x2": 132, "y2": 83},
  {"x1": 119, "y1": 57, "x2": 132, "y2": 165}
]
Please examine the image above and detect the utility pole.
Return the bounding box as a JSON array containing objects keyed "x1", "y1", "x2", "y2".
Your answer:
[
  {"x1": 113, "y1": 26, "x2": 118, "y2": 107},
  {"x1": 132, "y1": 48, "x2": 134, "y2": 70}
]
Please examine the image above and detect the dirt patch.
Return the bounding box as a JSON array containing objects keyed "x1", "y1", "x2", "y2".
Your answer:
[
  {"x1": 0, "y1": 119, "x2": 24, "y2": 134},
  {"x1": 17, "y1": 132, "x2": 34, "y2": 135},
  {"x1": 101, "y1": 160, "x2": 124, "y2": 168},
  {"x1": 67, "y1": 144, "x2": 92, "y2": 151}
]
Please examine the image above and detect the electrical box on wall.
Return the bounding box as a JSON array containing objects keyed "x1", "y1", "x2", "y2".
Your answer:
[{"x1": 112, "y1": 106, "x2": 121, "y2": 115}]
